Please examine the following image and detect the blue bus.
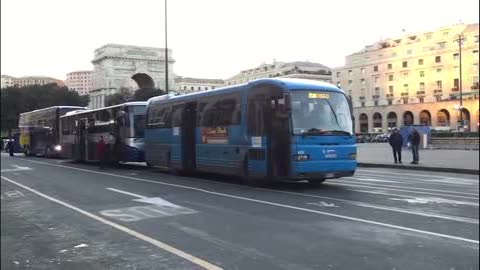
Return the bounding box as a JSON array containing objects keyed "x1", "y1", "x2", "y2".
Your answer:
[
  {"x1": 59, "y1": 102, "x2": 147, "y2": 163},
  {"x1": 19, "y1": 106, "x2": 87, "y2": 157},
  {"x1": 145, "y1": 78, "x2": 356, "y2": 185}
]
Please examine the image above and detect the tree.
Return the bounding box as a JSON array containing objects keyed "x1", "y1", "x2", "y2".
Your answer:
[
  {"x1": 1, "y1": 84, "x2": 88, "y2": 133},
  {"x1": 105, "y1": 87, "x2": 132, "y2": 106},
  {"x1": 132, "y1": 88, "x2": 165, "y2": 101}
]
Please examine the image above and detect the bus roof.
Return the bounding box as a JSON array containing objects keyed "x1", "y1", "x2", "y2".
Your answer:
[
  {"x1": 60, "y1": 102, "x2": 147, "y2": 118},
  {"x1": 19, "y1": 106, "x2": 87, "y2": 116},
  {"x1": 147, "y1": 78, "x2": 343, "y2": 106}
]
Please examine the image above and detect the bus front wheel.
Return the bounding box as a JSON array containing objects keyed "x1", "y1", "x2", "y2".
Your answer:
[{"x1": 308, "y1": 178, "x2": 326, "y2": 186}]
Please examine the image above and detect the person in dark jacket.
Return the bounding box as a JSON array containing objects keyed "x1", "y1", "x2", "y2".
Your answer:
[
  {"x1": 7, "y1": 138, "x2": 15, "y2": 157},
  {"x1": 97, "y1": 136, "x2": 107, "y2": 169},
  {"x1": 409, "y1": 128, "x2": 421, "y2": 164},
  {"x1": 388, "y1": 128, "x2": 403, "y2": 164}
]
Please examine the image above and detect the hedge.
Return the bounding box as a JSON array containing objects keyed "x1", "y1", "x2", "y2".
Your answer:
[{"x1": 431, "y1": 131, "x2": 480, "y2": 138}]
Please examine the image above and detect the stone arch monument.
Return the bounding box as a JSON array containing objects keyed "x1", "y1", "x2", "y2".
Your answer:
[{"x1": 89, "y1": 44, "x2": 175, "y2": 109}]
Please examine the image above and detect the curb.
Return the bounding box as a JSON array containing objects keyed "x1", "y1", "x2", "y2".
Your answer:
[{"x1": 358, "y1": 162, "x2": 479, "y2": 175}]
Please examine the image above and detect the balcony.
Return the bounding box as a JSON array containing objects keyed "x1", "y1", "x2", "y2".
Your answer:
[
  {"x1": 416, "y1": 90, "x2": 425, "y2": 96},
  {"x1": 433, "y1": 89, "x2": 443, "y2": 95},
  {"x1": 359, "y1": 96, "x2": 365, "y2": 100},
  {"x1": 372, "y1": 95, "x2": 380, "y2": 99},
  {"x1": 386, "y1": 93, "x2": 394, "y2": 99},
  {"x1": 401, "y1": 92, "x2": 409, "y2": 97},
  {"x1": 451, "y1": 87, "x2": 459, "y2": 92}
]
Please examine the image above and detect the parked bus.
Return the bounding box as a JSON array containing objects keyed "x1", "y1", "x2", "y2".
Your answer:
[
  {"x1": 19, "y1": 106, "x2": 87, "y2": 157},
  {"x1": 59, "y1": 102, "x2": 147, "y2": 163},
  {"x1": 145, "y1": 78, "x2": 356, "y2": 185}
]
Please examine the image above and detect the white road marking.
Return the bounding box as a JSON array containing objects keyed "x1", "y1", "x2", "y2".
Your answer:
[
  {"x1": 355, "y1": 173, "x2": 479, "y2": 187},
  {"x1": 329, "y1": 182, "x2": 479, "y2": 199},
  {"x1": 106, "y1": 187, "x2": 146, "y2": 199},
  {"x1": 343, "y1": 188, "x2": 479, "y2": 202},
  {"x1": 307, "y1": 202, "x2": 338, "y2": 207},
  {"x1": 99, "y1": 204, "x2": 197, "y2": 222},
  {"x1": 10, "y1": 159, "x2": 480, "y2": 245},
  {"x1": 345, "y1": 177, "x2": 401, "y2": 183},
  {"x1": 389, "y1": 197, "x2": 480, "y2": 207},
  {"x1": 335, "y1": 179, "x2": 479, "y2": 196},
  {"x1": 357, "y1": 169, "x2": 478, "y2": 180},
  {"x1": 260, "y1": 189, "x2": 479, "y2": 224},
  {"x1": 1, "y1": 165, "x2": 32, "y2": 173},
  {"x1": 1, "y1": 176, "x2": 222, "y2": 270}
]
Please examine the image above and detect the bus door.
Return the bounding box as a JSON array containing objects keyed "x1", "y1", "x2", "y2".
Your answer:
[
  {"x1": 247, "y1": 85, "x2": 291, "y2": 180},
  {"x1": 182, "y1": 102, "x2": 197, "y2": 171},
  {"x1": 267, "y1": 95, "x2": 291, "y2": 178},
  {"x1": 75, "y1": 118, "x2": 88, "y2": 161}
]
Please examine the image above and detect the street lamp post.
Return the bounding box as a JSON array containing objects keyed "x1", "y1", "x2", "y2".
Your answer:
[
  {"x1": 164, "y1": 0, "x2": 169, "y2": 95},
  {"x1": 454, "y1": 33, "x2": 466, "y2": 130}
]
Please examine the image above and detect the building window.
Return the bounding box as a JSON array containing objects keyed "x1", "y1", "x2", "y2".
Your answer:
[
  {"x1": 348, "y1": 70, "x2": 352, "y2": 76},
  {"x1": 402, "y1": 61, "x2": 408, "y2": 68},
  {"x1": 435, "y1": 56, "x2": 441, "y2": 63},
  {"x1": 392, "y1": 52, "x2": 397, "y2": 57},
  {"x1": 361, "y1": 68, "x2": 365, "y2": 74},
  {"x1": 374, "y1": 101, "x2": 379, "y2": 106},
  {"x1": 420, "y1": 82, "x2": 425, "y2": 90},
  {"x1": 388, "y1": 100, "x2": 393, "y2": 105},
  {"x1": 388, "y1": 75, "x2": 394, "y2": 81},
  {"x1": 438, "y1": 42, "x2": 446, "y2": 49},
  {"x1": 348, "y1": 80, "x2": 353, "y2": 86},
  {"x1": 453, "y1": 53, "x2": 459, "y2": 61},
  {"x1": 361, "y1": 102, "x2": 365, "y2": 107},
  {"x1": 473, "y1": 50, "x2": 479, "y2": 56},
  {"x1": 475, "y1": 35, "x2": 479, "y2": 43},
  {"x1": 419, "y1": 97, "x2": 424, "y2": 103},
  {"x1": 374, "y1": 87, "x2": 380, "y2": 92},
  {"x1": 388, "y1": 63, "x2": 392, "y2": 70},
  {"x1": 403, "y1": 84, "x2": 409, "y2": 91},
  {"x1": 403, "y1": 98, "x2": 408, "y2": 104},
  {"x1": 443, "y1": 31, "x2": 449, "y2": 37},
  {"x1": 436, "y1": 68, "x2": 442, "y2": 73},
  {"x1": 453, "y1": 78, "x2": 459, "y2": 88},
  {"x1": 426, "y1": 34, "x2": 432, "y2": 40},
  {"x1": 374, "y1": 77, "x2": 379, "y2": 84},
  {"x1": 418, "y1": 59, "x2": 424, "y2": 65},
  {"x1": 361, "y1": 79, "x2": 365, "y2": 84},
  {"x1": 436, "y1": 96, "x2": 442, "y2": 102},
  {"x1": 436, "y1": 80, "x2": 442, "y2": 89},
  {"x1": 419, "y1": 71, "x2": 425, "y2": 77},
  {"x1": 373, "y1": 66, "x2": 378, "y2": 72},
  {"x1": 403, "y1": 72, "x2": 409, "y2": 79},
  {"x1": 407, "y1": 50, "x2": 412, "y2": 55},
  {"x1": 389, "y1": 85, "x2": 394, "y2": 93},
  {"x1": 336, "y1": 72, "x2": 340, "y2": 77}
]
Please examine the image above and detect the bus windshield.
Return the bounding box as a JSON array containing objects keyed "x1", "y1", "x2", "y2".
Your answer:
[
  {"x1": 291, "y1": 91, "x2": 352, "y2": 136},
  {"x1": 125, "y1": 106, "x2": 146, "y2": 138}
]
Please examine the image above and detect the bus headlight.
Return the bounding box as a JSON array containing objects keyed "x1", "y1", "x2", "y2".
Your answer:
[
  {"x1": 54, "y1": 145, "x2": 62, "y2": 151},
  {"x1": 349, "y1": 153, "x2": 357, "y2": 160},
  {"x1": 294, "y1": 154, "x2": 310, "y2": 161}
]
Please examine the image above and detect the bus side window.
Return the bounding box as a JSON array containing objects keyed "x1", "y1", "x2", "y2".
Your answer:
[{"x1": 247, "y1": 96, "x2": 265, "y2": 136}]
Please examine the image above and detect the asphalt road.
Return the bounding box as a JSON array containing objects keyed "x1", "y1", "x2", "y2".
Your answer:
[{"x1": 1, "y1": 153, "x2": 479, "y2": 270}]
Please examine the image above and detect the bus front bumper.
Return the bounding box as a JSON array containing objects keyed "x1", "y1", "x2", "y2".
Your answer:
[{"x1": 291, "y1": 160, "x2": 357, "y2": 180}]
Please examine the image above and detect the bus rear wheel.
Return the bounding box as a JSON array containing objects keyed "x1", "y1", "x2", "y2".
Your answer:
[{"x1": 308, "y1": 178, "x2": 326, "y2": 186}]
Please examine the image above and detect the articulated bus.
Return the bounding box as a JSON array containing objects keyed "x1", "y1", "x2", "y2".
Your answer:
[
  {"x1": 19, "y1": 106, "x2": 87, "y2": 157},
  {"x1": 145, "y1": 78, "x2": 357, "y2": 185},
  {"x1": 59, "y1": 102, "x2": 147, "y2": 163}
]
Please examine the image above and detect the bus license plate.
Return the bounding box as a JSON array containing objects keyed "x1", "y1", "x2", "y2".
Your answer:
[{"x1": 325, "y1": 153, "x2": 337, "y2": 159}]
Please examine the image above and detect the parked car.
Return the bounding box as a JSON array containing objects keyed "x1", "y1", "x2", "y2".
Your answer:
[{"x1": 355, "y1": 133, "x2": 367, "y2": 143}]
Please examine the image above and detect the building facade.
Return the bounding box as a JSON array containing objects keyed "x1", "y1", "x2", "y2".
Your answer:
[
  {"x1": 1, "y1": 75, "x2": 64, "y2": 88},
  {"x1": 225, "y1": 61, "x2": 332, "y2": 86},
  {"x1": 333, "y1": 23, "x2": 479, "y2": 133},
  {"x1": 1, "y1": 75, "x2": 15, "y2": 88},
  {"x1": 174, "y1": 77, "x2": 224, "y2": 94},
  {"x1": 65, "y1": 70, "x2": 93, "y2": 96},
  {"x1": 89, "y1": 44, "x2": 175, "y2": 109}
]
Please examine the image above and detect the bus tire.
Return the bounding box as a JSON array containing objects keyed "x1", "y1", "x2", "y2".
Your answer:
[{"x1": 308, "y1": 178, "x2": 326, "y2": 186}]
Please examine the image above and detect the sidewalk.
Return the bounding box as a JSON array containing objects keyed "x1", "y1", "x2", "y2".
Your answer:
[{"x1": 357, "y1": 143, "x2": 479, "y2": 174}]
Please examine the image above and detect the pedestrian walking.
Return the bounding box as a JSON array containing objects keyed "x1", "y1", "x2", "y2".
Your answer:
[
  {"x1": 7, "y1": 138, "x2": 15, "y2": 157},
  {"x1": 97, "y1": 136, "x2": 107, "y2": 169},
  {"x1": 409, "y1": 128, "x2": 421, "y2": 164},
  {"x1": 388, "y1": 128, "x2": 403, "y2": 164}
]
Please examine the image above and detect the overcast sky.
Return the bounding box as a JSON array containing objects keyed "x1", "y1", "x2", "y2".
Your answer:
[{"x1": 1, "y1": 0, "x2": 478, "y2": 80}]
